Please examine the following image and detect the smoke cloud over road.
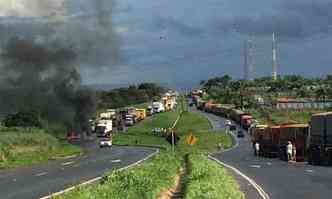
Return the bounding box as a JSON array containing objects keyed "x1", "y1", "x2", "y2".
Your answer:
[{"x1": 0, "y1": 0, "x2": 119, "y2": 131}]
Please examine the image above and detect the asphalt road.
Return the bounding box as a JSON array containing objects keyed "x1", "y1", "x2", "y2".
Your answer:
[
  {"x1": 0, "y1": 141, "x2": 156, "y2": 199},
  {"x1": 199, "y1": 110, "x2": 332, "y2": 199}
]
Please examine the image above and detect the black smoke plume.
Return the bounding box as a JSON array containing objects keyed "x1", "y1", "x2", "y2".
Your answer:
[
  {"x1": 0, "y1": 37, "x2": 96, "y2": 133},
  {"x1": 0, "y1": 0, "x2": 120, "y2": 133}
]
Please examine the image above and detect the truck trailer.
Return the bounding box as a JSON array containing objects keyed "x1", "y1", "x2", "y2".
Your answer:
[{"x1": 308, "y1": 112, "x2": 332, "y2": 165}]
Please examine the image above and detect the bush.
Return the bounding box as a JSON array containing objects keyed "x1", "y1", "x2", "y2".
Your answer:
[{"x1": 2, "y1": 111, "x2": 42, "y2": 128}]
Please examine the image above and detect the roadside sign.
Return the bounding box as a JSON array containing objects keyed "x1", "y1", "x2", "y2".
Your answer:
[{"x1": 186, "y1": 132, "x2": 197, "y2": 145}]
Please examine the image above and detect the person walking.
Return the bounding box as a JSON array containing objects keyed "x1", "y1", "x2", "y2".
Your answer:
[
  {"x1": 287, "y1": 141, "x2": 293, "y2": 162},
  {"x1": 254, "y1": 142, "x2": 260, "y2": 156}
]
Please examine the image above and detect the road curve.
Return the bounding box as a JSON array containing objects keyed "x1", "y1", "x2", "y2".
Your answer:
[
  {"x1": 0, "y1": 144, "x2": 157, "y2": 199},
  {"x1": 200, "y1": 110, "x2": 332, "y2": 199}
]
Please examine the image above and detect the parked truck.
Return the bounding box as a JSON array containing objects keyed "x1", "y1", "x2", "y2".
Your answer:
[
  {"x1": 125, "y1": 114, "x2": 135, "y2": 126},
  {"x1": 95, "y1": 119, "x2": 112, "y2": 137},
  {"x1": 147, "y1": 106, "x2": 154, "y2": 116},
  {"x1": 99, "y1": 109, "x2": 116, "y2": 120},
  {"x1": 152, "y1": 102, "x2": 165, "y2": 113},
  {"x1": 308, "y1": 112, "x2": 332, "y2": 165},
  {"x1": 278, "y1": 124, "x2": 308, "y2": 161},
  {"x1": 135, "y1": 109, "x2": 146, "y2": 121}
]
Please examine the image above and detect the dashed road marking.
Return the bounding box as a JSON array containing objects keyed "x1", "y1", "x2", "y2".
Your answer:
[
  {"x1": 35, "y1": 172, "x2": 48, "y2": 177},
  {"x1": 305, "y1": 169, "x2": 314, "y2": 173},
  {"x1": 111, "y1": 159, "x2": 121, "y2": 163},
  {"x1": 267, "y1": 162, "x2": 272, "y2": 166},
  {"x1": 63, "y1": 155, "x2": 77, "y2": 159},
  {"x1": 61, "y1": 161, "x2": 75, "y2": 166},
  {"x1": 40, "y1": 149, "x2": 159, "y2": 199},
  {"x1": 250, "y1": 165, "x2": 262, "y2": 168}
]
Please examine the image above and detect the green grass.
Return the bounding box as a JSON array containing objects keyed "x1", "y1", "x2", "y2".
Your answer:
[
  {"x1": 0, "y1": 127, "x2": 81, "y2": 169},
  {"x1": 56, "y1": 151, "x2": 181, "y2": 199},
  {"x1": 56, "y1": 98, "x2": 243, "y2": 199},
  {"x1": 249, "y1": 108, "x2": 324, "y2": 125},
  {"x1": 185, "y1": 154, "x2": 244, "y2": 199}
]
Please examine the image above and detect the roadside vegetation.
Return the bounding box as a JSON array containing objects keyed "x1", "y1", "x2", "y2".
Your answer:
[
  {"x1": 0, "y1": 127, "x2": 81, "y2": 169},
  {"x1": 56, "y1": 98, "x2": 243, "y2": 199},
  {"x1": 201, "y1": 74, "x2": 332, "y2": 109},
  {"x1": 249, "y1": 108, "x2": 324, "y2": 125},
  {"x1": 97, "y1": 83, "x2": 165, "y2": 110},
  {"x1": 185, "y1": 154, "x2": 244, "y2": 199}
]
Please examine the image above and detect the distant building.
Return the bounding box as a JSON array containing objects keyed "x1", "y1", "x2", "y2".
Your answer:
[{"x1": 275, "y1": 97, "x2": 332, "y2": 110}]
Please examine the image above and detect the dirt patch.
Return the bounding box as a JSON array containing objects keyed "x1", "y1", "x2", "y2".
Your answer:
[{"x1": 157, "y1": 168, "x2": 184, "y2": 199}]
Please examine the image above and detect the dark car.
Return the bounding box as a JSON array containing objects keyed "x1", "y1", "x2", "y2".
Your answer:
[{"x1": 237, "y1": 130, "x2": 245, "y2": 138}]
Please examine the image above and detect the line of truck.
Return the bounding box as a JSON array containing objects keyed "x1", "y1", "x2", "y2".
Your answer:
[
  {"x1": 191, "y1": 89, "x2": 332, "y2": 166},
  {"x1": 90, "y1": 91, "x2": 179, "y2": 145}
]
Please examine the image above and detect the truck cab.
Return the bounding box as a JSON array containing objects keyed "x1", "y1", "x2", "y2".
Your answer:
[
  {"x1": 96, "y1": 120, "x2": 112, "y2": 137},
  {"x1": 147, "y1": 106, "x2": 154, "y2": 116},
  {"x1": 152, "y1": 102, "x2": 165, "y2": 113},
  {"x1": 125, "y1": 115, "x2": 134, "y2": 126}
]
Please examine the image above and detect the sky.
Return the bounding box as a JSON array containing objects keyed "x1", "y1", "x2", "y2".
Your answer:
[{"x1": 1, "y1": 0, "x2": 332, "y2": 88}]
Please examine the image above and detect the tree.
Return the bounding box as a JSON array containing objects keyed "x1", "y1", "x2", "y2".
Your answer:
[
  {"x1": 315, "y1": 88, "x2": 327, "y2": 100},
  {"x1": 3, "y1": 111, "x2": 42, "y2": 128}
]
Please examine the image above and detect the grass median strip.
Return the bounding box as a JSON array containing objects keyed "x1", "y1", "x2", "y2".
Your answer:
[
  {"x1": 56, "y1": 102, "x2": 244, "y2": 199},
  {"x1": 185, "y1": 154, "x2": 244, "y2": 199}
]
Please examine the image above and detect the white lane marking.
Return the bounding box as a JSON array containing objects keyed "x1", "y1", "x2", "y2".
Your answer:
[
  {"x1": 267, "y1": 162, "x2": 272, "y2": 166},
  {"x1": 250, "y1": 165, "x2": 262, "y2": 169},
  {"x1": 171, "y1": 115, "x2": 181, "y2": 128},
  {"x1": 209, "y1": 155, "x2": 270, "y2": 199},
  {"x1": 40, "y1": 149, "x2": 159, "y2": 199},
  {"x1": 111, "y1": 159, "x2": 121, "y2": 163},
  {"x1": 305, "y1": 169, "x2": 314, "y2": 173},
  {"x1": 13, "y1": 179, "x2": 17, "y2": 182},
  {"x1": 61, "y1": 161, "x2": 75, "y2": 166},
  {"x1": 35, "y1": 172, "x2": 48, "y2": 177},
  {"x1": 63, "y1": 155, "x2": 77, "y2": 159}
]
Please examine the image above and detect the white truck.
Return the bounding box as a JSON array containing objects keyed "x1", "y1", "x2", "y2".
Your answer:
[
  {"x1": 100, "y1": 109, "x2": 116, "y2": 120},
  {"x1": 152, "y1": 102, "x2": 165, "y2": 113},
  {"x1": 125, "y1": 114, "x2": 135, "y2": 126},
  {"x1": 95, "y1": 119, "x2": 112, "y2": 137}
]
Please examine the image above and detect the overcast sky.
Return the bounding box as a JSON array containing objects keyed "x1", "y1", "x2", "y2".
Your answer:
[{"x1": 1, "y1": 0, "x2": 332, "y2": 88}]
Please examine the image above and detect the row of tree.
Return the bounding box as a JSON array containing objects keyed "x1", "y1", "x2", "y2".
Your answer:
[
  {"x1": 97, "y1": 83, "x2": 165, "y2": 109},
  {"x1": 201, "y1": 74, "x2": 332, "y2": 109}
]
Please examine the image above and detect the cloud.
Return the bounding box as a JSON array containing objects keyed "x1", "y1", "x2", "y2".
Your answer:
[
  {"x1": 0, "y1": 0, "x2": 64, "y2": 17},
  {"x1": 151, "y1": 16, "x2": 203, "y2": 37},
  {"x1": 216, "y1": 0, "x2": 332, "y2": 40},
  {"x1": 0, "y1": 0, "x2": 120, "y2": 68}
]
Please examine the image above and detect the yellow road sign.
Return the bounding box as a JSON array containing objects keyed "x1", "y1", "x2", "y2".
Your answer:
[{"x1": 186, "y1": 133, "x2": 197, "y2": 145}]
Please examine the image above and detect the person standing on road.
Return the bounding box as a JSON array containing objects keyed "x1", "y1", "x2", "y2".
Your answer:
[
  {"x1": 292, "y1": 144, "x2": 297, "y2": 162},
  {"x1": 254, "y1": 142, "x2": 260, "y2": 156},
  {"x1": 287, "y1": 141, "x2": 293, "y2": 162}
]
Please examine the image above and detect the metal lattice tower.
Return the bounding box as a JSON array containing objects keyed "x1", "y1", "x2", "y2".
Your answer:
[
  {"x1": 243, "y1": 39, "x2": 254, "y2": 80},
  {"x1": 272, "y1": 32, "x2": 277, "y2": 80}
]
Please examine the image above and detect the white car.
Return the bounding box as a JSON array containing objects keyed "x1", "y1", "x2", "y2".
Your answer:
[
  {"x1": 225, "y1": 120, "x2": 232, "y2": 126},
  {"x1": 99, "y1": 138, "x2": 112, "y2": 148}
]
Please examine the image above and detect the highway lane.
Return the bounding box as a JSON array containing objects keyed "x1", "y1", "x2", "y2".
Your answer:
[
  {"x1": 200, "y1": 110, "x2": 332, "y2": 199},
  {"x1": 0, "y1": 144, "x2": 156, "y2": 199}
]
